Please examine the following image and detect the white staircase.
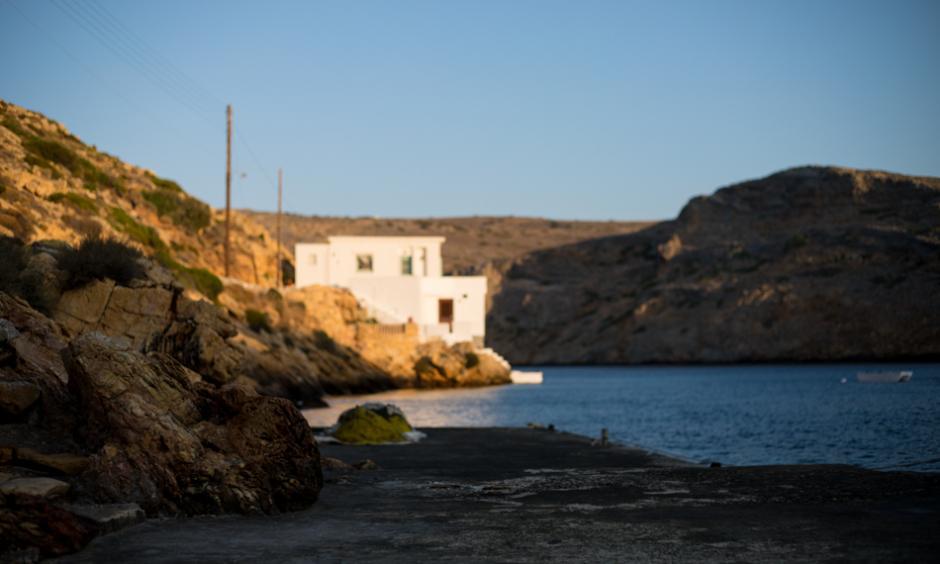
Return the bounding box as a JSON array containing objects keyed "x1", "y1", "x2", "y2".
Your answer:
[
  {"x1": 479, "y1": 347, "x2": 512, "y2": 372},
  {"x1": 355, "y1": 295, "x2": 407, "y2": 325}
]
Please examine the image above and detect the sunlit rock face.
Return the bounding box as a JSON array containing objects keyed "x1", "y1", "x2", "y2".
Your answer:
[
  {"x1": 489, "y1": 166, "x2": 940, "y2": 364},
  {"x1": 64, "y1": 332, "x2": 323, "y2": 515}
]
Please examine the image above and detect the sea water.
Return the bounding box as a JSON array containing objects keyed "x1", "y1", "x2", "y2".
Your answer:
[{"x1": 303, "y1": 363, "x2": 940, "y2": 472}]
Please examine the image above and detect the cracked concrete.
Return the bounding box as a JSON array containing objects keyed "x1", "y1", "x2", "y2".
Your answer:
[{"x1": 60, "y1": 427, "x2": 940, "y2": 562}]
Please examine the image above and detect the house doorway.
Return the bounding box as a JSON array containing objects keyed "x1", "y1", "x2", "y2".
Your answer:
[{"x1": 438, "y1": 299, "x2": 454, "y2": 331}]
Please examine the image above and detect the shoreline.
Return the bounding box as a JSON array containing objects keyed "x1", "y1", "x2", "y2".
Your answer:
[{"x1": 62, "y1": 427, "x2": 940, "y2": 562}]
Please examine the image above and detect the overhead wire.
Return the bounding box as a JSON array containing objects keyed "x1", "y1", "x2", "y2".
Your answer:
[
  {"x1": 50, "y1": 0, "x2": 218, "y2": 126},
  {"x1": 30, "y1": 0, "x2": 281, "y2": 192},
  {"x1": 83, "y1": 0, "x2": 224, "y2": 114},
  {"x1": 3, "y1": 0, "x2": 218, "y2": 164}
]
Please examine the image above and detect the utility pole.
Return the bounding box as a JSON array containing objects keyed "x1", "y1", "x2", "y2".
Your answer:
[
  {"x1": 224, "y1": 104, "x2": 232, "y2": 278},
  {"x1": 276, "y1": 168, "x2": 282, "y2": 289}
]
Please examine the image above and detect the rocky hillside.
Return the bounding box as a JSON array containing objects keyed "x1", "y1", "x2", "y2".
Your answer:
[
  {"x1": 489, "y1": 167, "x2": 940, "y2": 364},
  {"x1": 0, "y1": 99, "x2": 284, "y2": 292},
  {"x1": 0, "y1": 100, "x2": 510, "y2": 401},
  {"x1": 244, "y1": 212, "x2": 652, "y2": 307}
]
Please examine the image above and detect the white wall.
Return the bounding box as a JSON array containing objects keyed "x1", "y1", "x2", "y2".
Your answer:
[
  {"x1": 295, "y1": 243, "x2": 329, "y2": 287},
  {"x1": 294, "y1": 236, "x2": 486, "y2": 345},
  {"x1": 326, "y1": 236, "x2": 444, "y2": 287},
  {"x1": 347, "y1": 275, "x2": 487, "y2": 343}
]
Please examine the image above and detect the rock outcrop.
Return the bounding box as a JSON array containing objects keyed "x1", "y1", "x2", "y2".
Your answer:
[
  {"x1": 327, "y1": 403, "x2": 416, "y2": 445},
  {"x1": 64, "y1": 332, "x2": 322, "y2": 515},
  {"x1": 1, "y1": 288, "x2": 325, "y2": 558},
  {"x1": 0, "y1": 99, "x2": 284, "y2": 291},
  {"x1": 489, "y1": 167, "x2": 940, "y2": 363}
]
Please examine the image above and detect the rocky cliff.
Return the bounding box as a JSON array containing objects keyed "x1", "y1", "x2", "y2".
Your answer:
[
  {"x1": 0, "y1": 100, "x2": 283, "y2": 291},
  {"x1": 488, "y1": 167, "x2": 940, "y2": 364}
]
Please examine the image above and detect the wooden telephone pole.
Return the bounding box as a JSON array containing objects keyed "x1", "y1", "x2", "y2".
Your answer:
[
  {"x1": 276, "y1": 168, "x2": 282, "y2": 288},
  {"x1": 224, "y1": 104, "x2": 232, "y2": 277}
]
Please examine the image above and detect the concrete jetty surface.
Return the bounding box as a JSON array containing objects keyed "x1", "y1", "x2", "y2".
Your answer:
[{"x1": 61, "y1": 428, "x2": 940, "y2": 562}]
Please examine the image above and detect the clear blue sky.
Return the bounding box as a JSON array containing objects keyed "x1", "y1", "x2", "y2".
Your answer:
[{"x1": 2, "y1": 0, "x2": 938, "y2": 220}]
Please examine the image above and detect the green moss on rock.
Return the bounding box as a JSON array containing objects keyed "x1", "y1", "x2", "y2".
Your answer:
[{"x1": 331, "y1": 404, "x2": 414, "y2": 445}]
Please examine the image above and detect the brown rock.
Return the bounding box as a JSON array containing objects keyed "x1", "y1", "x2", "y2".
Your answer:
[
  {"x1": 489, "y1": 166, "x2": 940, "y2": 364},
  {"x1": 0, "y1": 497, "x2": 98, "y2": 559},
  {"x1": 0, "y1": 477, "x2": 70, "y2": 499},
  {"x1": 95, "y1": 285, "x2": 174, "y2": 348},
  {"x1": 53, "y1": 279, "x2": 115, "y2": 337},
  {"x1": 152, "y1": 298, "x2": 243, "y2": 385},
  {"x1": 16, "y1": 449, "x2": 89, "y2": 475},
  {"x1": 54, "y1": 281, "x2": 174, "y2": 350},
  {"x1": 0, "y1": 293, "x2": 74, "y2": 430},
  {"x1": 63, "y1": 332, "x2": 322, "y2": 515},
  {"x1": 0, "y1": 381, "x2": 40, "y2": 418}
]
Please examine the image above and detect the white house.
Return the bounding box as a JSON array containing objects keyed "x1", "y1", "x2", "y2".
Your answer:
[{"x1": 295, "y1": 236, "x2": 487, "y2": 346}]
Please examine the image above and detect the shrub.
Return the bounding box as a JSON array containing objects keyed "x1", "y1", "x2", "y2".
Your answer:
[
  {"x1": 58, "y1": 235, "x2": 144, "y2": 290},
  {"x1": 245, "y1": 309, "x2": 272, "y2": 333},
  {"x1": 464, "y1": 351, "x2": 480, "y2": 369},
  {"x1": 0, "y1": 209, "x2": 33, "y2": 240},
  {"x1": 281, "y1": 259, "x2": 295, "y2": 286},
  {"x1": 0, "y1": 236, "x2": 29, "y2": 296},
  {"x1": 148, "y1": 173, "x2": 183, "y2": 193},
  {"x1": 313, "y1": 329, "x2": 337, "y2": 353},
  {"x1": 143, "y1": 189, "x2": 210, "y2": 232},
  {"x1": 0, "y1": 237, "x2": 62, "y2": 314},
  {"x1": 109, "y1": 207, "x2": 166, "y2": 250},
  {"x1": 23, "y1": 137, "x2": 83, "y2": 175},
  {"x1": 415, "y1": 355, "x2": 439, "y2": 376},
  {"x1": 154, "y1": 250, "x2": 223, "y2": 301},
  {"x1": 184, "y1": 266, "x2": 224, "y2": 301},
  {"x1": 21, "y1": 137, "x2": 124, "y2": 193},
  {"x1": 62, "y1": 214, "x2": 102, "y2": 238},
  {"x1": 48, "y1": 192, "x2": 97, "y2": 213},
  {"x1": 1, "y1": 115, "x2": 29, "y2": 138}
]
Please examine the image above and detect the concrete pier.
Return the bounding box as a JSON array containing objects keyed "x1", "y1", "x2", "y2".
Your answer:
[{"x1": 62, "y1": 428, "x2": 940, "y2": 562}]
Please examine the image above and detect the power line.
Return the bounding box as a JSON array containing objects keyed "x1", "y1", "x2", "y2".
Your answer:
[
  {"x1": 12, "y1": 0, "x2": 281, "y2": 196},
  {"x1": 50, "y1": 0, "x2": 217, "y2": 126},
  {"x1": 4, "y1": 0, "x2": 217, "y2": 164},
  {"x1": 53, "y1": 1, "x2": 280, "y2": 192},
  {"x1": 83, "y1": 0, "x2": 224, "y2": 113}
]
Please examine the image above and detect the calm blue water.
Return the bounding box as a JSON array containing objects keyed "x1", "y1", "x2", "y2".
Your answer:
[{"x1": 304, "y1": 364, "x2": 940, "y2": 472}]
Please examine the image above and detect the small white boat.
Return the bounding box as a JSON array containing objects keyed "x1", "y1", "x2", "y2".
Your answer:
[
  {"x1": 510, "y1": 370, "x2": 543, "y2": 384},
  {"x1": 856, "y1": 370, "x2": 913, "y2": 383}
]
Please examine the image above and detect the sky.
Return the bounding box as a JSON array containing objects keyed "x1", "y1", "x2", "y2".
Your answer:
[{"x1": 1, "y1": 0, "x2": 938, "y2": 220}]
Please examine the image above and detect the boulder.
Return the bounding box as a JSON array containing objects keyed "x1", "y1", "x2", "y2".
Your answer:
[
  {"x1": 0, "y1": 496, "x2": 98, "y2": 560},
  {"x1": 64, "y1": 503, "x2": 144, "y2": 535},
  {"x1": 0, "y1": 381, "x2": 40, "y2": 419},
  {"x1": 151, "y1": 299, "x2": 244, "y2": 385},
  {"x1": 54, "y1": 280, "x2": 174, "y2": 350},
  {"x1": 63, "y1": 332, "x2": 322, "y2": 515},
  {"x1": 0, "y1": 292, "x2": 74, "y2": 430},
  {"x1": 0, "y1": 477, "x2": 70, "y2": 500},
  {"x1": 412, "y1": 342, "x2": 511, "y2": 388},
  {"x1": 15, "y1": 449, "x2": 89, "y2": 476},
  {"x1": 330, "y1": 403, "x2": 414, "y2": 444}
]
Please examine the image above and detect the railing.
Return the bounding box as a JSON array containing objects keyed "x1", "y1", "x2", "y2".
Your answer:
[
  {"x1": 421, "y1": 322, "x2": 477, "y2": 344},
  {"x1": 369, "y1": 323, "x2": 408, "y2": 336}
]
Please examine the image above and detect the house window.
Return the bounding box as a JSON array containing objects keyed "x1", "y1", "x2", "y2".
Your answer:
[
  {"x1": 309, "y1": 254, "x2": 317, "y2": 266},
  {"x1": 401, "y1": 255, "x2": 413, "y2": 275},
  {"x1": 356, "y1": 254, "x2": 373, "y2": 272}
]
